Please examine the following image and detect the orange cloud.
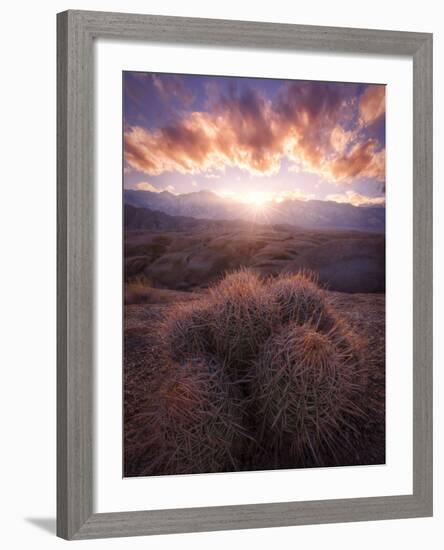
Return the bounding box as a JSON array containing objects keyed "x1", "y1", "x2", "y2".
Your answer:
[
  {"x1": 131, "y1": 181, "x2": 160, "y2": 192},
  {"x1": 274, "y1": 188, "x2": 316, "y2": 202},
  {"x1": 330, "y1": 125, "x2": 354, "y2": 154},
  {"x1": 359, "y1": 85, "x2": 385, "y2": 125},
  {"x1": 124, "y1": 82, "x2": 385, "y2": 185},
  {"x1": 326, "y1": 190, "x2": 385, "y2": 207},
  {"x1": 326, "y1": 140, "x2": 385, "y2": 182},
  {"x1": 125, "y1": 91, "x2": 283, "y2": 177},
  {"x1": 216, "y1": 187, "x2": 315, "y2": 204},
  {"x1": 128, "y1": 181, "x2": 176, "y2": 193}
]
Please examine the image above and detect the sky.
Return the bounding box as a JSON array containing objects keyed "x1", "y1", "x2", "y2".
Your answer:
[{"x1": 123, "y1": 72, "x2": 385, "y2": 207}]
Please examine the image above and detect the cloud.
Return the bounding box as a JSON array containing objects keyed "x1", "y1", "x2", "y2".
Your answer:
[
  {"x1": 330, "y1": 125, "x2": 355, "y2": 154},
  {"x1": 151, "y1": 74, "x2": 195, "y2": 107},
  {"x1": 274, "y1": 188, "x2": 316, "y2": 202},
  {"x1": 128, "y1": 181, "x2": 159, "y2": 192},
  {"x1": 124, "y1": 90, "x2": 282, "y2": 176},
  {"x1": 124, "y1": 81, "x2": 385, "y2": 186},
  {"x1": 127, "y1": 181, "x2": 176, "y2": 193},
  {"x1": 287, "y1": 164, "x2": 302, "y2": 173},
  {"x1": 325, "y1": 140, "x2": 385, "y2": 182},
  {"x1": 276, "y1": 81, "x2": 355, "y2": 169},
  {"x1": 359, "y1": 85, "x2": 385, "y2": 126},
  {"x1": 326, "y1": 190, "x2": 385, "y2": 207},
  {"x1": 216, "y1": 187, "x2": 315, "y2": 204}
]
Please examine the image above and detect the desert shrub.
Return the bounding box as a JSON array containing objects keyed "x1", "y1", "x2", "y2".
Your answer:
[
  {"x1": 125, "y1": 356, "x2": 248, "y2": 476},
  {"x1": 251, "y1": 322, "x2": 367, "y2": 465},
  {"x1": 208, "y1": 269, "x2": 277, "y2": 379},
  {"x1": 124, "y1": 275, "x2": 153, "y2": 305},
  {"x1": 268, "y1": 271, "x2": 331, "y2": 327}
]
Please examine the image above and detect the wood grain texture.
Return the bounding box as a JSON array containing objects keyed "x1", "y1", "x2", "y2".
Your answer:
[
  {"x1": 56, "y1": 9, "x2": 433, "y2": 540},
  {"x1": 56, "y1": 10, "x2": 69, "y2": 539},
  {"x1": 57, "y1": 10, "x2": 94, "y2": 540},
  {"x1": 72, "y1": 9, "x2": 429, "y2": 55},
  {"x1": 73, "y1": 494, "x2": 430, "y2": 539},
  {"x1": 412, "y1": 34, "x2": 433, "y2": 512}
]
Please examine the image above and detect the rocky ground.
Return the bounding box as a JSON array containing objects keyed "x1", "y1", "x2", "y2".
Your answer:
[{"x1": 125, "y1": 226, "x2": 385, "y2": 294}]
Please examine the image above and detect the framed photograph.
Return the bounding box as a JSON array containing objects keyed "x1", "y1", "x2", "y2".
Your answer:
[{"x1": 57, "y1": 10, "x2": 433, "y2": 540}]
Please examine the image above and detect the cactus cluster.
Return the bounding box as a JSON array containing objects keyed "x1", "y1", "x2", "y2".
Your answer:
[{"x1": 138, "y1": 269, "x2": 368, "y2": 474}]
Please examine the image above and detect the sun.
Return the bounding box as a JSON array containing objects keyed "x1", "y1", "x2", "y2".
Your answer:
[
  {"x1": 242, "y1": 191, "x2": 270, "y2": 208},
  {"x1": 217, "y1": 189, "x2": 273, "y2": 212}
]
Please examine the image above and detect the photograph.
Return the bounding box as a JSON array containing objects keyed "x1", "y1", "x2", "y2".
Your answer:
[
  {"x1": 122, "y1": 71, "x2": 386, "y2": 477},
  {"x1": 0, "y1": 1, "x2": 436, "y2": 545}
]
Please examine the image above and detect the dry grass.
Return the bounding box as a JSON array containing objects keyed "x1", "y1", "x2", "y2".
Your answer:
[{"x1": 125, "y1": 275, "x2": 153, "y2": 305}]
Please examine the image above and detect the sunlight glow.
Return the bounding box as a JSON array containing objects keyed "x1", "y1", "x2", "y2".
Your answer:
[
  {"x1": 242, "y1": 191, "x2": 271, "y2": 207},
  {"x1": 217, "y1": 189, "x2": 274, "y2": 209},
  {"x1": 216, "y1": 188, "x2": 313, "y2": 208}
]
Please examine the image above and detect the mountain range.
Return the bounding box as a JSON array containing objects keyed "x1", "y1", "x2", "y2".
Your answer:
[
  {"x1": 124, "y1": 204, "x2": 274, "y2": 232},
  {"x1": 124, "y1": 189, "x2": 385, "y2": 233}
]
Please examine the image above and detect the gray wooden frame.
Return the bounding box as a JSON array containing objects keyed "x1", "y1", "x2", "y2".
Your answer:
[{"x1": 57, "y1": 9, "x2": 433, "y2": 540}]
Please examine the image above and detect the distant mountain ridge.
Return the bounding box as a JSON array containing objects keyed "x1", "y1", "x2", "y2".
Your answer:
[
  {"x1": 124, "y1": 204, "x2": 303, "y2": 233},
  {"x1": 125, "y1": 204, "x2": 258, "y2": 232},
  {"x1": 124, "y1": 189, "x2": 385, "y2": 233}
]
